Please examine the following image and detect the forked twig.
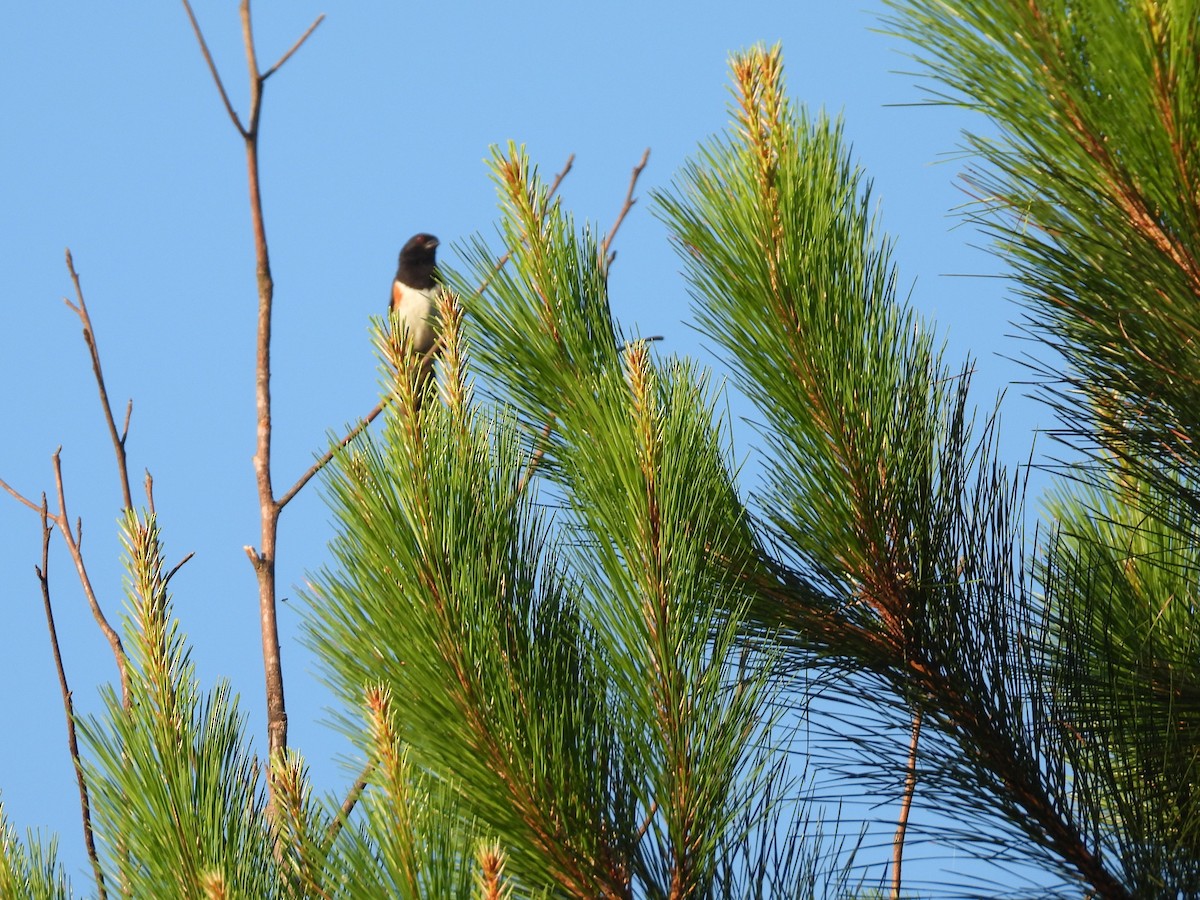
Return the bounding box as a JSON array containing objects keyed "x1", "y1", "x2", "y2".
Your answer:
[
  {"x1": 2, "y1": 456, "x2": 131, "y2": 707},
  {"x1": 183, "y1": 0, "x2": 325, "y2": 772}
]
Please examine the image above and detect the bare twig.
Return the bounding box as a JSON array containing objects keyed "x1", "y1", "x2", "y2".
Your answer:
[
  {"x1": 0, "y1": 476, "x2": 43, "y2": 513},
  {"x1": 599, "y1": 148, "x2": 650, "y2": 268},
  {"x1": 64, "y1": 250, "x2": 134, "y2": 511},
  {"x1": 165, "y1": 552, "x2": 196, "y2": 586},
  {"x1": 36, "y1": 498, "x2": 106, "y2": 900},
  {"x1": 323, "y1": 761, "x2": 374, "y2": 848},
  {"x1": 278, "y1": 398, "x2": 389, "y2": 511},
  {"x1": 890, "y1": 707, "x2": 922, "y2": 900},
  {"x1": 51, "y1": 451, "x2": 130, "y2": 706},
  {"x1": 262, "y1": 14, "x2": 326, "y2": 81},
  {"x1": 3, "y1": 458, "x2": 131, "y2": 706},
  {"x1": 180, "y1": 0, "x2": 246, "y2": 136}
]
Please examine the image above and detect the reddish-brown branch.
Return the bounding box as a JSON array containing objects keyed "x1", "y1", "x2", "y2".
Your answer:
[
  {"x1": 36, "y1": 498, "x2": 107, "y2": 900},
  {"x1": 599, "y1": 147, "x2": 650, "y2": 268},
  {"x1": 64, "y1": 250, "x2": 134, "y2": 511},
  {"x1": 891, "y1": 706, "x2": 922, "y2": 900}
]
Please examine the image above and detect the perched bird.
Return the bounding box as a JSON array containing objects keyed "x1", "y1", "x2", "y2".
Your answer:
[{"x1": 389, "y1": 233, "x2": 441, "y2": 397}]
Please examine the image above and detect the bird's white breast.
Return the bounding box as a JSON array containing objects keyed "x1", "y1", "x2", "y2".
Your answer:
[{"x1": 392, "y1": 282, "x2": 440, "y2": 354}]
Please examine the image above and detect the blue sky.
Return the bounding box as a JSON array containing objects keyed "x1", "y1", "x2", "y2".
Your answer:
[{"x1": 0, "y1": 1, "x2": 1040, "y2": 890}]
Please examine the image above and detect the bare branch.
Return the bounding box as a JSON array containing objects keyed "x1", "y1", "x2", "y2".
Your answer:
[
  {"x1": 49, "y1": 451, "x2": 130, "y2": 707},
  {"x1": 546, "y1": 153, "x2": 576, "y2": 203},
  {"x1": 35, "y1": 497, "x2": 107, "y2": 899},
  {"x1": 599, "y1": 147, "x2": 650, "y2": 268},
  {"x1": 262, "y1": 13, "x2": 325, "y2": 81},
  {"x1": 180, "y1": 0, "x2": 247, "y2": 136},
  {"x1": 890, "y1": 707, "x2": 922, "y2": 900},
  {"x1": 0, "y1": 476, "x2": 44, "y2": 513},
  {"x1": 324, "y1": 761, "x2": 373, "y2": 849},
  {"x1": 64, "y1": 250, "x2": 134, "y2": 511},
  {"x1": 165, "y1": 551, "x2": 196, "y2": 586},
  {"x1": 278, "y1": 398, "x2": 389, "y2": 511},
  {"x1": 240, "y1": 1, "x2": 264, "y2": 136}
]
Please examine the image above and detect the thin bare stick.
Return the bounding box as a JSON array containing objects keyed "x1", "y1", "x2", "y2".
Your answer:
[
  {"x1": 51, "y1": 451, "x2": 130, "y2": 707},
  {"x1": 891, "y1": 706, "x2": 922, "y2": 900},
  {"x1": 64, "y1": 249, "x2": 133, "y2": 511},
  {"x1": 0, "y1": 476, "x2": 43, "y2": 513},
  {"x1": 36, "y1": 498, "x2": 107, "y2": 900},
  {"x1": 323, "y1": 761, "x2": 374, "y2": 848},
  {"x1": 278, "y1": 398, "x2": 388, "y2": 511},
  {"x1": 599, "y1": 148, "x2": 650, "y2": 267},
  {"x1": 165, "y1": 552, "x2": 196, "y2": 586},
  {"x1": 180, "y1": 0, "x2": 246, "y2": 136},
  {"x1": 262, "y1": 14, "x2": 326, "y2": 81}
]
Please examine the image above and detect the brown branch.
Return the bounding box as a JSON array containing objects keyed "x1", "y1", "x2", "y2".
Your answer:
[
  {"x1": 36, "y1": 498, "x2": 107, "y2": 900},
  {"x1": 323, "y1": 761, "x2": 374, "y2": 849},
  {"x1": 3, "y1": 458, "x2": 132, "y2": 707},
  {"x1": 64, "y1": 250, "x2": 134, "y2": 511},
  {"x1": 890, "y1": 706, "x2": 922, "y2": 900},
  {"x1": 599, "y1": 147, "x2": 650, "y2": 268},
  {"x1": 0, "y1": 476, "x2": 43, "y2": 513},
  {"x1": 50, "y1": 451, "x2": 130, "y2": 707},
  {"x1": 278, "y1": 398, "x2": 389, "y2": 511},
  {"x1": 262, "y1": 14, "x2": 326, "y2": 81},
  {"x1": 180, "y1": 0, "x2": 247, "y2": 137},
  {"x1": 184, "y1": 0, "x2": 324, "y2": 776}
]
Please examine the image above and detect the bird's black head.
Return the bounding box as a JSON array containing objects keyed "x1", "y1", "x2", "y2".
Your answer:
[{"x1": 395, "y1": 233, "x2": 439, "y2": 289}]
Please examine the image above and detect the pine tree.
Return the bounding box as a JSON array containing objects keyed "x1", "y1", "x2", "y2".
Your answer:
[{"x1": 5, "y1": 3, "x2": 1199, "y2": 897}]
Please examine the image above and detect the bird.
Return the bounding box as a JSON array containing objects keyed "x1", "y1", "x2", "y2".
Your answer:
[{"x1": 389, "y1": 233, "x2": 441, "y2": 398}]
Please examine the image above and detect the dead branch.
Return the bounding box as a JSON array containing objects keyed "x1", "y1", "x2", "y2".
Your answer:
[
  {"x1": 50, "y1": 451, "x2": 131, "y2": 706},
  {"x1": 182, "y1": 0, "x2": 325, "y2": 776},
  {"x1": 278, "y1": 398, "x2": 389, "y2": 511},
  {"x1": 1, "y1": 456, "x2": 131, "y2": 706},
  {"x1": 63, "y1": 250, "x2": 134, "y2": 511},
  {"x1": 36, "y1": 498, "x2": 107, "y2": 900},
  {"x1": 323, "y1": 761, "x2": 373, "y2": 849},
  {"x1": 599, "y1": 147, "x2": 650, "y2": 269}
]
